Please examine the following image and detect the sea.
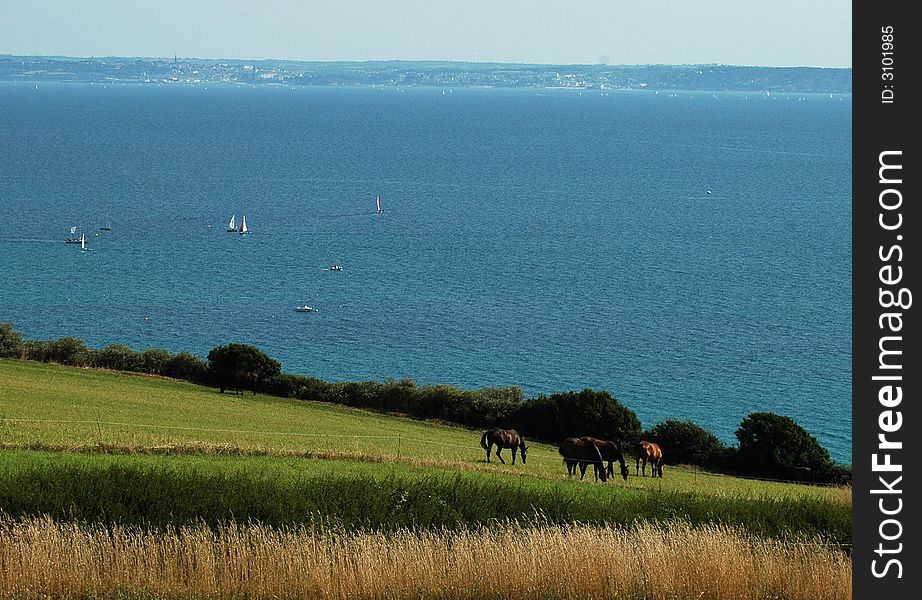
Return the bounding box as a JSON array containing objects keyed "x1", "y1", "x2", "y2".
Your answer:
[{"x1": 0, "y1": 82, "x2": 852, "y2": 463}]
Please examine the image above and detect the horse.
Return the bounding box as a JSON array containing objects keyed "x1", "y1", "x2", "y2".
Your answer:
[
  {"x1": 558, "y1": 437, "x2": 608, "y2": 482},
  {"x1": 635, "y1": 440, "x2": 664, "y2": 478},
  {"x1": 480, "y1": 428, "x2": 528, "y2": 465},
  {"x1": 219, "y1": 370, "x2": 258, "y2": 395},
  {"x1": 580, "y1": 437, "x2": 630, "y2": 481}
]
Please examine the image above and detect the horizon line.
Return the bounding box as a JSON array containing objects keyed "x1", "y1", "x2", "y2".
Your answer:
[{"x1": 0, "y1": 53, "x2": 853, "y2": 70}]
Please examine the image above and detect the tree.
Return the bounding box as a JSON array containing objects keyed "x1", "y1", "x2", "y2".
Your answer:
[
  {"x1": 0, "y1": 322, "x2": 23, "y2": 358},
  {"x1": 735, "y1": 412, "x2": 834, "y2": 481},
  {"x1": 514, "y1": 389, "x2": 641, "y2": 444},
  {"x1": 163, "y1": 352, "x2": 209, "y2": 383},
  {"x1": 648, "y1": 419, "x2": 728, "y2": 468},
  {"x1": 207, "y1": 343, "x2": 281, "y2": 394}
]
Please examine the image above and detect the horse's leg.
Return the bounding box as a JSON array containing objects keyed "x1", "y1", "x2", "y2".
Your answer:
[
  {"x1": 607, "y1": 461, "x2": 614, "y2": 478},
  {"x1": 635, "y1": 456, "x2": 640, "y2": 477},
  {"x1": 579, "y1": 462, "x2": 587, "y2": 480},
  {"x1": 511, "y1": 446, "x2": 517, "y2": 465},
  {"x1": 496, "y1": 447, "x2": 506, "y2": 464},
  {"x1": 486, "y1": 443, "x2": 491, "y2": 463}
]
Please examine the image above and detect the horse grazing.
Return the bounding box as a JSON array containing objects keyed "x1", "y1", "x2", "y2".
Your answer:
[
  {"x1": 219, "y1": 370, "x2": 258, "y2": 395},
  {"x1": 559, "y1": 437, "x2": 608, "y2": 482},
  {"x1": 480, "y1": 428, "x2": 528, "y2": 465},
  {"x1": 635, "y1": 441, "x2": 664, "y2": 478},
  {"x1": 580, "y1": 437, "x2": 630, "y2": 481}
]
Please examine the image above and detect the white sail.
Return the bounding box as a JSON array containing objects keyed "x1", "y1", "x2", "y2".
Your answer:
[
  {"x1": 227, "y1": 214, "x2": 236, "y2": 231},
  {"x1": 239, "y1": 215, "x2": 248, "y2": 234},
  {"x1": 80, "y1": 233, "x2": 85, "y2": 250},
  {"x1": 70, "y1": 226, "x2": 77, "y2": 235}
]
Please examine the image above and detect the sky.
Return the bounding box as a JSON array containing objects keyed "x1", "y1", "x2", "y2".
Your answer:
[{"x1": 1, "y1": 0, "x2": 851, "y2": 67}]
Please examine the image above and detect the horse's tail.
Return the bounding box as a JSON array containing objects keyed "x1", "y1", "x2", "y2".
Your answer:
[{"x1": 480, "y1": 430, "x2": 490, "y2": 450}]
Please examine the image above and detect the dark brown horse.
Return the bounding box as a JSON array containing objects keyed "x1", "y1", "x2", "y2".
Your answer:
[
  {"x1": 636, "y1": 441, "x2": 664, "y2": 478},
  {"x1": 480, "y1": 428, "x2": 528, "y2": 464},
  {"x1": 580, "y1": 437, "x2": 630, "y2": 481},
  {"x1": 559, "y1": 437, "x2": 608, "y2": 482},
  {"x1": 219, "y1": 370, "x2": 258, "y2": 395}
]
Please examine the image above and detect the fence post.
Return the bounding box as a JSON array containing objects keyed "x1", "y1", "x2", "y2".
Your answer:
[{"x1": 396, "y1": 434, "x2": 401, "y2": 461}]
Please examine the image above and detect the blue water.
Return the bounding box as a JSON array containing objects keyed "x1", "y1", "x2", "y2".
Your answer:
[{"x1": 0, "y1": 82, "x2": 852, "y2": 462}]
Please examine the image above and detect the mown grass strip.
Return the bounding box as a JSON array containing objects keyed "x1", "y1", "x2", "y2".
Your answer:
[
  {"x1": 0, "y1": 451, "x2": 850, "y2": 545},
  {"x1": 0, "y1": 359, "x2": 850, "y2": 503}
]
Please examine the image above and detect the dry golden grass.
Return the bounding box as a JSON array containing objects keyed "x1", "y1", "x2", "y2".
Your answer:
[{"x1": 0, "y1": 517, "x2": 850, "y2": 600}]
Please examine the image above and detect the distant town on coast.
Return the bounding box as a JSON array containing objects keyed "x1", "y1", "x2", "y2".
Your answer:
[{"x1": 0, "y1": 54, "x2": 851, "y2": 93}]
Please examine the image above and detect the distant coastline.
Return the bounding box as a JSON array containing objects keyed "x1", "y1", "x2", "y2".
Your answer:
[{"x1": 0, "y1": 54, "x2": 851, "y2": 93}]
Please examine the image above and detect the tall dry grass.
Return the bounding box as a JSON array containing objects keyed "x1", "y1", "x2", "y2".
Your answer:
[{"x1": 0, "y1": 517, "x2": 849, "y2": 600}]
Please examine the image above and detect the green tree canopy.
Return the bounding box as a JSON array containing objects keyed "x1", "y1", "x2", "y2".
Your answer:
[
  {"x1": 0, "y1": 322, "x2": 24, "y2": 359},
  {"x1": 648, "y1": 419, "x2": 728, "y2": 468},
  {"x1": 735, "y1": 412, "x2": 833, "y2": 480},
  {"x1": 207, "y1": 343, "x2": 281, "y2": 393},
  {"x1": 514, "y1": 389, "x2": 641, "y2": 445}
]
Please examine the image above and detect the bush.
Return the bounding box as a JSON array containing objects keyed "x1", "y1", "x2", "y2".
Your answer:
[
  {"x1": 139, "y1": 348, "x2": 174, "y2": 375},
  {"x1": 207, "y1": 343, "x2": 282, "y2": 394},
  {"x1": 21, "y1": 340, "x2": 50, "y2": 362},
  {"x1": 736, "y1": 412, "x2": 835, "y2": 482},
  {"x1": 0, "y1": 322, "x2": 24, "y2": 358},
  {"x1": 514, "y1": 389, "x2": 641, "y2": 445},
  {"x1": 265, "y1": 373, "x2": 332, "y2": 401},
  {"x1": 163, "y1": 352, "x2": 209, "y2": 383},
  {"x1": 647, "y1": 419, "x2": 728, "y2": 468},
  {"x1": 45, "y1": 337, "x2": 91, "y2": 366},
  {"x1": 377, "y1": 378, "x2": 419, "y2": 412},
  {"x1": 94, "y1": 344, "x2": 143, "y2": 372}
]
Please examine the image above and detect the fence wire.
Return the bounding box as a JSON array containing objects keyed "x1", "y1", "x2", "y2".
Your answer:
[{"x1": 1, "y1": 417, "x2": 845, "y2": 487}]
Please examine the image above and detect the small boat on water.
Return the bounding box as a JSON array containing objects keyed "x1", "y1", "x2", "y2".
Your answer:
[
  {"x1": 80, "y1": 233, "x2": 91, "y2": 252},
  {"x1": 375, "y1": 195, "x2": 383, "y2": 214},
  {"x1": 226, "y1": 214, "x2": 238, "y2": 232},
  {"x1": 65, "y1": 226, "x2": 81, "y2": 243},
  {"x1": 239, "y1": 215, "x2": 248, "y2": 235},
  {"x1": 329, "y1": 264, "x2": 343, "y2": 271},
  {"x1": 100, "y1": 215, "x2": 112, "y2": 231},
  {"x1": 294, "y1": 305, "x2": 316, "y2": 312}
]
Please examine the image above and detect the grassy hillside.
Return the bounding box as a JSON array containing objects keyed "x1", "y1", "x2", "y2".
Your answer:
[
  {"x1": 0, "y1": 359, "x2": 851, "y2": 598},
  {"x1": 0, "y1": 359, "x2": 848, "y2": 503}
]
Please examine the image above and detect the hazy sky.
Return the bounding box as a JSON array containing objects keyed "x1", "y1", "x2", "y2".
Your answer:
[{"x1": 2, "y1": 0, "x2": 851, "y2": 67}]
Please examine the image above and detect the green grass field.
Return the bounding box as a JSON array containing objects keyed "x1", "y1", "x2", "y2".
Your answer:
[{"x1": 0, "y1": 360, "x2": 849, "y2": 503}]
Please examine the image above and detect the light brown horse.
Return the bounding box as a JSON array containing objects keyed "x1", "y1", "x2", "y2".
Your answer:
[
  {"x1": 481, "y1": 428, "x2": 528, "y2": 464},
  {"x1": 636, "y1": 441, "x2": 664, "y2": 478},
  {"x1": 580, "y1": 437, "x2": 630, "y2": 481},
  {"x1": 559, "y1": 437, "x2": 608, "y2": 482}
]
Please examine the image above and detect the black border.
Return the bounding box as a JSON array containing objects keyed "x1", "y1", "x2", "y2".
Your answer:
[{"x1": 853, "y1": 2, "x2": 917, "y2": 597}]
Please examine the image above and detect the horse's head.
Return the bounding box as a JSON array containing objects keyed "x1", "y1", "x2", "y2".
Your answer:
[
  {"x1": 520, "y1": 444, "x2": 528, "y2": 464},
  {"x1": 619, "y1": 463, "x2": 630, "y2": 481}
]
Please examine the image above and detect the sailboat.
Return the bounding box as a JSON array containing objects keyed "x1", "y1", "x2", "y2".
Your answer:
[
  {"x1": 65, "y1": 226, "x2": 80, "y2": 243},
  {"x1": 375, "y1": 195, "x2": 383, "y2": 214},
  {"x1": 100, "y1": 216, "x2": 112, "y2": 231},
  {"x1": 239, "y1": 215, "x2": 248, "y2": 235},
  {"x1": 226, "y1": 214, "x2": 238, "y2": 232},
  {"x1": 79, "y1": 232, "x2": 91, "y2": 251}
]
